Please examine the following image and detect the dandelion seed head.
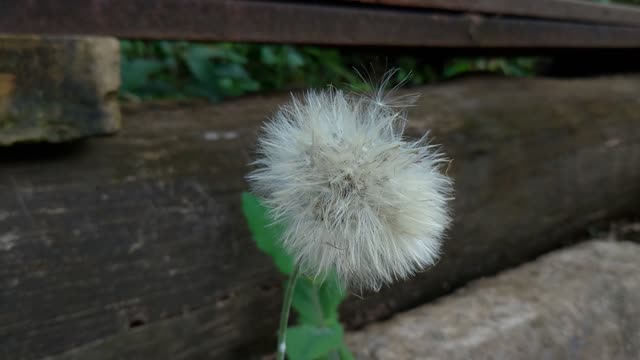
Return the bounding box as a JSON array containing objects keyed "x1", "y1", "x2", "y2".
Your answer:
[{"x1": 248, "y1": 76, "x2": 453, "y2": 291}]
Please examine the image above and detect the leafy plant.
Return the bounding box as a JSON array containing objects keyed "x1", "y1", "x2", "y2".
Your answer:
[
  {"x1": 120, "y1": 41, "x2": 260, "y2": 100},
  {"x1": 242, "y1": 193, "x2": 354, "y2": 360},
  {"x1": 120, "y1": 40, "x2": 542, "y2": 101},
  {"x1": 443, "y1": 57, "x2": 540, "y2": 78}
]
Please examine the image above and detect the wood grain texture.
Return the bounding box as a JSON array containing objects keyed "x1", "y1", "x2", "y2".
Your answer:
[
  {"x1": 0, "y1": 35, "x2": 120, "y2": 145},
  {"x1": 345, "y1": 0, "x2": 640, "y2": 26},
  {"x1": 3, "y1": 1, "x2": 640, "y2": 49},
  {"x1": 2, "y1": 76, "x2": 640, "y2": 359}
]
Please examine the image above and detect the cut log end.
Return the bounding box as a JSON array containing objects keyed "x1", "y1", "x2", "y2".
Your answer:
[{"x1": 0, "y1": 35, "x2": 121, "y2": 146}]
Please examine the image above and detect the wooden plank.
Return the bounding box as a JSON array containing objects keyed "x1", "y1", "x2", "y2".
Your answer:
[
  {"x1": 345, "y1": 0, "x2": 640, "y2": 27},
  {"x1": 0, "y1": 35, "x2": 120, "y2": 145},
  {"x1": 3, "y1": 1, "x2": 640, "y2": 48},
  {"x1": 2, "y1": 76, "x2": 640, "y2": 359}
]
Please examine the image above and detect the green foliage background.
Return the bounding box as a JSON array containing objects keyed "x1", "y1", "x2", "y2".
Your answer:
[{"x1": 120, "y1": 40, "x2": 540, "y2": 101}]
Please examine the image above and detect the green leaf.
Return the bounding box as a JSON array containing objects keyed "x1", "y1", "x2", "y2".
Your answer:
[
  {"x1": 156, "y1": 41, "x2": 175, "y2": 57},
  {"x1": 120, "y1": 40, "x2": 134, "y2": 54},
  {"x1": 284, "y1": 46, "x2": 305, "y2": 68},
  {"x1": 214, "y1": 63, "x2": 250, "y2": 78},
  {"x1": 317, "y1": 274, "x2": 345, "y2": 324},
  {"x1": 241, "y1": 192, "x2": 294, "y2": 274},
  {"x1": 292, "y1": 277, "x2": 325, "y2": 326},
  {"x1": 260, "y1": 46, "x2": 279, "y2": 65},
  {"x1": 293, "y1": 274, "x2": 345, "y2": 330},
  {"x1": 338, "y1": 344, "x2": 356, "y2": 360},
  {"x1": 134, "y1": 40, "x2": 149, "y2": 57},
  {"x1": 121, "y1": 59, "x2": 166, "y2": 91},
  {"x1": 443, "y1": 59, "x2": 473, "y2": 78},
  {"x1": 286, "y1": 325, "x2": 343, "y2": 360},
  {"x1": 183, "y1": 46, "x2": 220, "y2": 85}
]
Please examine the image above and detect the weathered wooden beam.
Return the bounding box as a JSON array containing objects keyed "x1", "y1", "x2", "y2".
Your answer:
[
  {"x1": 0, "y1": 35, "x2": 120, "y2": 145},
  {"x1": 346, "y1": 0, "x2": 640, "y2": 27},
  {"x1": 347, "y1": 240, "x2": 640, "y2": 359},
  {"x1": 2, "y1": 76, "x2": 640, "y2": 359},
  {"x1": 3, "y1": 1, "x2": 640, "y2": 49}
]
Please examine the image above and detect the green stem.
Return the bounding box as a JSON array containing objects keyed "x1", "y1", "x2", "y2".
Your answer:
[{"x1": 277, "y1": 265, "x2": 300, "y2": 360}]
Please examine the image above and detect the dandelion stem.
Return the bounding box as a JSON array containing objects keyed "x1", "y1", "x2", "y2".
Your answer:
[{"x1": 277, "y1": 265, "x2": 300, "y2": 360}]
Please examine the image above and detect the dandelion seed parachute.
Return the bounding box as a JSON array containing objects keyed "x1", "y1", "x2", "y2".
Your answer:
[{"x1": 247, "y1": 77, "x2": 453, "y2": 291}]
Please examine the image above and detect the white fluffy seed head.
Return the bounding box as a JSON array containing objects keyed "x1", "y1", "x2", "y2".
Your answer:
[{"x1": 248, "y1": 79, "x2": 453, "y2": 291}]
